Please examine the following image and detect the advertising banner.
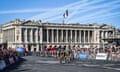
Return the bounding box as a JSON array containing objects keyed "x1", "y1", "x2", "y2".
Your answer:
[
  {"x1": 79, "y1": 53, "x2": 88, "y2": 59},
  {"x1": 96, "y1": 53, "x2": 108, "y2": 60}
]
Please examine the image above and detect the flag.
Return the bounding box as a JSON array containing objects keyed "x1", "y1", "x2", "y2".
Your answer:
[{"x1": 63, "y1": 9, "x2": 68, "y2": 18}]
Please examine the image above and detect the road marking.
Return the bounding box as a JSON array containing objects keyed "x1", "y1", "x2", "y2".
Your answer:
[
  {"x1": 21, "y1": 64, "x2": 33, "y2": 67},
  {"x1": 103, "y1": 64, "x2": 115, "y2": 66},
  {"x1": 82, "y1": 64, "x2": 100, "y2": 67},
  {"x1": 103, "y1": 67, "x2": 120, "y2": 71},
  {"x1": 36, "y1": 61, "x2": 59, "y2": 64}
]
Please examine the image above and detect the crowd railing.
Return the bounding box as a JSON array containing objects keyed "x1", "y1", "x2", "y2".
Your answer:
[{"x1": 28, "y1": 50, "x2": 120, "y2": 62}]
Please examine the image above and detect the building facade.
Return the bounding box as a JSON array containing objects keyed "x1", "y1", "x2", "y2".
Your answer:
[
  {"x1": 103, "y1": 28, "x2": 120, "y2": 47},
  {"x1": 0, "y1": 19, "x2": 117, "y2": 51}
]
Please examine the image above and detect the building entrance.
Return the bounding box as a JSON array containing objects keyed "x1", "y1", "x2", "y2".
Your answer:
[{"x1": 28, "y1": 44, "x2": 31, "y2": 51}]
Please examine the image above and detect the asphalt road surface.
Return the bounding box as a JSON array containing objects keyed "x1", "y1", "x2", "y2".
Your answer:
[{"x1": 2, "y1": 56, "x2": 120, "y2": 72}]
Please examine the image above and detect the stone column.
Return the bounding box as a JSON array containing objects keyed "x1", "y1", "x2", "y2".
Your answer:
[
  {"x1": 36, "y1": 29, "x2": 38, "y2": 43},
  {"x1": 31, "y1": 45, "x2": 34, "y2": 52},
  {"x1": 13, "y1": 29, "x2": 15, "y2": 42},
  {"x1": 47, "y1": 29, "x2": 49, "y2": 43},
  {"x1": 52, "y1": 29, "x2": 54, "y2": 43},
  {"x1": 19, "y1": 27, "x2": 22, "y2": 43},
  {"x1": 92, "y1": 31, "x2": 94, "y2": 43},
  {"x1": 79, "y1": 30, "x2": 81, "y2": 43},
  {"x1": 25, "y1": 44, "x2": 28, "y2": 51},
  {"x1": 39, "y1": 28, "x2": 43, "y2": 51},
  {"x1": 71, "y1": 30, "x2": 72, "y2": 43},
  {"x1": 36, "y1": 44, "x2": 39, "y2": 51},
  {"x1": 56, "y1": 29, "x2": 58, "y2": 43},
  {"x1": 75, "y1": 30, "x2": 77, "y2": 43},
  {"x1": 88, "y1": 31, "x2": 89, "y2": 43},
  {"x1": 39, "y1": 28, "x2": 43, "y2": 43},
  {"x1": 30, "y1": 29, "x2": 33, "y2": 43},
  {"x1": 61, "y1": 29, "x2": 63, "y2": 42},
  {"x1": 94, "y1": 30, "x2": 97, "y2": 43},
  {"x1": 25, "y1": 28, "x2": 28, "y2": 43},
  {"x1": 8, "y1": 30, "x2": 10, "y2": 42},
  {"x1": 105, "y1": 31, "x2": 108, "y2": 38},
  {"x1": 66, "y1": 30, "x2": 68, "y2": 43},
  {"x1": 84, "y1": 30, "x2": 85, "y2": 43},
  {"x1": 96, "y1": 30, "x2": 100, "y2": 43}
]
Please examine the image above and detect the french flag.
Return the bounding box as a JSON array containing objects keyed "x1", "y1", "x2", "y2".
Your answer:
[{"x1": 63, "y1": 9, "x2": 68, "y2": 18}]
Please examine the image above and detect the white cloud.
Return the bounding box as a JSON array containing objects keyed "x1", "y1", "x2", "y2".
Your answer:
[
  {"x1": 40, "y1": 0, "x2": 104, "y2": 22},
  {"x1": 27, "y1": 0, "x2": 86, "y2": 20},
  {"x1": 43, "y1": 0, "x2": 120, "y2": 23},
  {"x1": 0, "y1": 8, "x2": 50, "y2": 14},
  {"x1": 81, "y1": 12, "x2": 120, "y2": 22},
  {"x1": 67, "y1": 0, "x2": 120, "y2": 20},
  {"x1": 0, "y1": 0, "x2": 84, "y2": 14},
  {"x1": 0, "y1": 0, "x2": 120, "y2": 24},
  {"x1": 69, "y1": 4, "x2": 120, "y2": 23}
]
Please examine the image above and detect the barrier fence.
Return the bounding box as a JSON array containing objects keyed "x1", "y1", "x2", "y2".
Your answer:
[
  {"x1": 0, "y1": 56, "x2": 21, "y2": 70},
  {"x1": 1, "y1": 47, "x2": 119, "y2": 71},
  {"x1": 29, "y1": 50, "x2": 120, "y2": 61},
  {"x1": 0, "y1": 48, "x2": 23, "y2": 71},
  {"x1": 1, "y1": 51, "x2": 119, "y2": 70}
]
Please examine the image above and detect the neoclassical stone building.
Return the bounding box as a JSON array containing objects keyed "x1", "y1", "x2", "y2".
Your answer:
[{"x1": 0, "y1": 19, "x2": 117, "y2": 51}]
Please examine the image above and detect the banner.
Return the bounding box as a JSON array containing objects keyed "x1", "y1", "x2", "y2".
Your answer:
[
  {"x1": 96, "y1": 53, "x2": 108, "y2": 60},
  {"x1": 79, "y1": 53, "x2": 88, "y2": 59}
]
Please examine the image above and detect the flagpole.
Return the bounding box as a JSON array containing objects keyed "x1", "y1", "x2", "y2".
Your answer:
[
  {"x1": 63, "y1": 9, "x2": 68, "y2": 24},
  {"x1": 62, "y1": 17, "x2": 64, "y2": 24}
]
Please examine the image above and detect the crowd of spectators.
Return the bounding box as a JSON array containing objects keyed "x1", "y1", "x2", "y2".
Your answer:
[
  {"x1": 41, "y1": 45, "x2": 120, "y2": 61},
  {"x1": 1, "y1": 46, "x2": 120, "y2": 61},
  {"x1": 0, "y1": 48, "x2": 20, "y2": 61}
]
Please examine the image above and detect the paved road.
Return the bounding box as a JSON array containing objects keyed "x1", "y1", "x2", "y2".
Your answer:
[{"x1": 2, "y1": 56, "x2": 120, "y2": 72}]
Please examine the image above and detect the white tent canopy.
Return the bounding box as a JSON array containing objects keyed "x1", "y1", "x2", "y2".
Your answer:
[{"x1": 80, "y1": 45, "x2": 89, "y2": 48}]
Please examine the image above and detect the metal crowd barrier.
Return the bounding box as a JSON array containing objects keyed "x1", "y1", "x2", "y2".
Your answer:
[
  {"x1": 0, "y1": 56, "x2": 21, "y2": 71},
  {"x1": 28, "y1": 51, "x2": 120, "y2": 61}
]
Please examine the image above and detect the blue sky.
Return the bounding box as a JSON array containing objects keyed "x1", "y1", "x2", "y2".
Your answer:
[{"x1": 0, "y1": 0, "x2": 120, "y2": 28}]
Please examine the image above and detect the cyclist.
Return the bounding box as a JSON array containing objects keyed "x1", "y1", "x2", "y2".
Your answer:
[
  {"x1": 64, "y1": 49, "x2": 71, "y2": 64},
  {"x1": 58, "y1": 46, "x2": 65, "y2": 64}
]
